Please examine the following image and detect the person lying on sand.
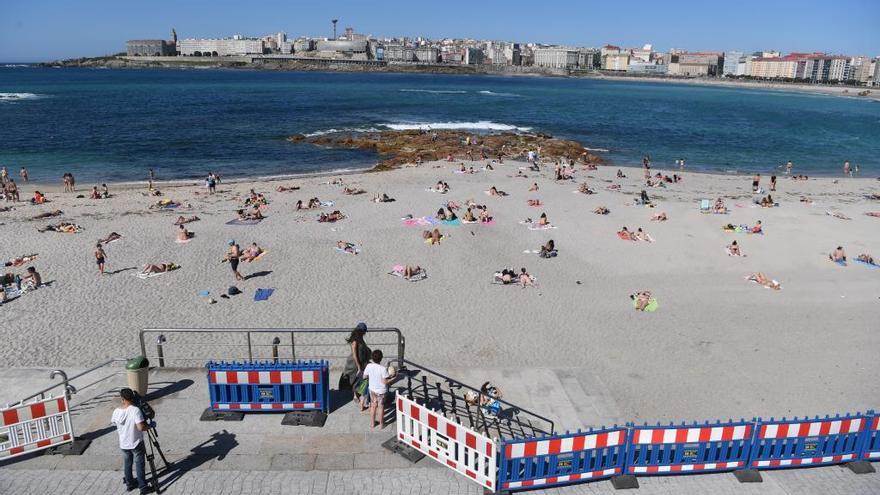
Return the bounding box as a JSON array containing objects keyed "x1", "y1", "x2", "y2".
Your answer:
[
  {"x1": 98, "y1": 232, "x2": 123, "y2": 245},
  {"x1": 527, "y1": 199, "x2": 543, "y2": 207},
  {"x1": 519, "y1": 268, "x2": 534, "y2": 288},
  {"x1": 318, "y1": 210, "x2": 345, "y2": 223},
  {"x1": 748, "y1": 272, "x2": 780, "y2": 290},
  {"x1": 538, "y1": 212, "x2": 549, "y2": 226},
  {"x1": 593, "y1": 206, "x2": 610, "y2": 215},
  {"x1": 31, "y1": 191, "x2": 48, "y2": 205},
  {"x1": 402, "y1": 265, "x2": 422, "y2": 279},
  {"x1": 829, "y1": 246, "x2": 847, "y2": 262},
  {"x1": 373, "y1": 193, "x2": 394, "y2": 203},
  {"x1": 343, "y1": 186, "x2": 365, "y2": 195},
  {"x1": 32, "y1": 209, "x2": 63, "y2": 220},
  {"x1": 177, "y1": 225, "x2": 193, "y2": 242},
  {"x1": 635, "y1": 228, "x2": 654, "y2": 242},
  {"x1": 275, "y1": 185, "x2": 300, "y2": 192},
  {"x1": 240, "y1": 242, "x2": 264, "y2": 262},
  {"x1": 4, "y1": 254, "x2": 37, "y2": 267},
  {"x1": 174, "y1": 215, "x2": 200, "y2": 225},
  {"x1": 651, "y1": 212, "x2": 668, "y2": 221},
  {"x1": 498, "y1": 268, "x2": 516, "y2": 285},
  {"x1": 529, "y1": 183, "x2": 539, "y2": 192},
  {"x1": 237, "y1": 208, "x2": 263, "y2": 221},
  {"x1": 149, "y1": 199, "x2": 181, "y2": 209},
  {"x1": 857, "y1": 253, "x2": 875, "y2": 265},
  {"x1": 38, "y1": 222, "x2": 81, "y2": 233},
  {"x1": 423, "y1": 228, "x2": 443, "y2": 245},
  {"x1": 578, "y1": 182, "x2": 594, "y2": 194},
  {"x1": 727, "y1": 240, "x2": 744, "y2": 256},
  {"x1": 758, "y1": 195, "x2": 777, "y2": 208},
  {"x1": 631, "y1": 291, "x2": 652, "y2": 311},
  {"x1": 751, "y1": 221, "x2": 763, "y2": 234},
  {"x1": 618, "y1": 227, "x2": 636, "y2": 240},
  {"x1": 488, "y1": 186, "x2": 508, "y2": 197},
  {"x1": 539, "y1": 240, "x2": 557, "y2": 258},
  {"x1": 140, "y1": 263, "x2": 178, "y2": 275},
  {"x1": 337, "y1": 241, "x2": 358, "y2": 255}
]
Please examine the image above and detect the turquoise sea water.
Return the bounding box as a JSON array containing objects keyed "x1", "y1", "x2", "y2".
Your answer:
[{"x1": 1, "y1": 67, "x2": 878, "y2": 183}]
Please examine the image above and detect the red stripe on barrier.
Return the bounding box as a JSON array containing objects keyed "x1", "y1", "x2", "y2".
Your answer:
[
  {"x1": 486, "y1": 441, "x2": 493, "y2": 457},
  {"x1": 2, "y1": 409, "x2": 19, "y2": 426},
  {"x1": 777, "y1": 423, "x2": 790, "y2": 438},
  {"x1": 410, "y1": 405, "x2": 420, "y2": 421},
  {"x1": 398, "y1": 433, "x2": 403, "y2": 440},
  {"x1": 271, "y1": 403, "x2": 282, "y2": 410},
  {"x1": 797, "y1": 422, "x2": 810, "y2": 437},
  {"x1": 596, "y1": 432, "x2": 608, "y2": 449},
  {"x1": 411, "y1": 440, "x2": 420, "y2": 449},
  {"x1": 291, "y1": 371, "x2": 302, "y2": 383},
  {"x1": 721, "y1": 426, "x2": 734, "y2": 441},
  {"x1": 226, "y1": 372, "x2": 238, "y2": 384},
  {"x1": 397, "y1": 398, "x2": 402, "y2": 412},
  {"x1": 10, "y1": 447, "x2": 23, "y2": 455},
  {"x1": 759, "y1": 424, "x2": 767, "y2": 438},
  {"x1": 698, "y1": 427, "x2": 711, "y2": 443},
  {"x1": 675, "y1": 428, "x2": 688, "y2": 444},
  {"x1": 446, "y1": 422, "x2": 457, "y2": 439},
  {"x1": 428, "y1": 413, "x2": 437, "y2": 430},
  {"x1": 872, "y1": 416, "x2": 879, "y2": 430},
  {"x1": 229, "y1": 404, "x2": 240, "y2": 409},
  {"x1": 446, "y1": 460, "x2": 456, "y2": 469},
  {"x1": 547, "y1": 476, "x2": 558, "y2": 484},
  {"x1": 63, "y1": 434, "x2": 71, "y2": 441},
  {"x1": 819, "y1": 421, "x2": 831, "y2": 436},
  {"x1": 270, "y1": 371, "x2": 281, "y2": 384},
  {"x1": 695, "y1": 463, "x2": 705, "y2": 470},
  {"x1": 429, "y1": 450, "x2": 438, "y2": 459},
  {"x1": 571, "y1": 473, "x2": 582, "y2": 481},
  {"x1": 744, "y1": 425, "x2": 752, "y2": 438},
  {"x1": 30, "y1": 401, "x2": 46, "y2": 420},
  {"x1": 36, "y1": 439, "x2": 51, "y2": 448},
  {"x1": 466, "y1": 432, "x2": 476, "y2": 450},
  {"x1": 466, "y1": 470, "x2": 476, "y2": 480},
  {"x1": 524, "y1": 441, "x2": 537, "y2": 457},
  {"x1": 57, "y1": 398, "x2": 66, "y2": 413},
  {"x1": 548, "y1": 438, "x2": 562, "y2": 454},
  {"x1": 522, "y1": 480, "x2": 534, "y2": 487},
  {"x1": 651, "y1": 429, "x2": 664, "y2": 444},
  {"x1": 571, "y1": 434, "x2": 585, "y2": 451},
  {"x1": 841, "y1": 418, "x2": 852, "y2": 434}
]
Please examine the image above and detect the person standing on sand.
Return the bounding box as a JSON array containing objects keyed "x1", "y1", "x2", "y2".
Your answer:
[
  {"x1": 224, "y1": 240, "x2": 243, "y2": 281},
  {"x1": 843, "y1": 161, "x2": 850, "y2": 176},
  {"x1": 148, "y1": 168, "x2": 155, "y2": 182},
  {"x1": 751, "y1": 173, "x2": 761, "y2": 193},
  {"x1": 0, "y1": 166, "x2": 7, "y2": 184},
  {"x1": 785, "y1": 161, "x2": 793, "y2": 175},
  {"x1": 770, "y1": 175, "x2": 777, "y2": 191},
  {"x1": 95, "y1": 243, "x2": 106, "y2": 275},
  {"x1": 19, "y1": 167, "x2": 28, "y2": 182}
]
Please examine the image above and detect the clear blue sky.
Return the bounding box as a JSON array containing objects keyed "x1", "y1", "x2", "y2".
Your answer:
[{"x1": 1, "y1": 0, "x2": 877, "y2": 62}]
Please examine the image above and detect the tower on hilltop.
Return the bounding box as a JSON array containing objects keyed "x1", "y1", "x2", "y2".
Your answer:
[
  {"x1": 171, "y1": 28, "x2": 177, "y2": 44},
  {"x1": 331, "y1": 19, "x2": 338, "y2": 40}
]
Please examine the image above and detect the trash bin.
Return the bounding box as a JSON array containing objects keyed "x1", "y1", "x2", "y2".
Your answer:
[{"x1": 126, "y1": 356, "x2": 150, "y2": 396}]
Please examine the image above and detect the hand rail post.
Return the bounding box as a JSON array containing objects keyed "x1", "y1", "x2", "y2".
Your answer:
[
  {"x1": 397, "y1": 329, "x2": 405, "y2": 369},
  {"x1": 49, "y1": 370, "x2": 76, "y2": 401},
  {"x1": 290, "y1": 331, "x2": 296, "y2": 360},
  {"x1": 272, "y1": 337, "x2": 280, "y2": 363},
  {"x1": 246, "y1": 332, "x2": 253, "y2": 362},
  {"x1": 156, "y1": 334, "x2": 166, "y2": 367}
]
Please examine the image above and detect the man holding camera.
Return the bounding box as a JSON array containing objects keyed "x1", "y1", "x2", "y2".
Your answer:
[{"x1": 111, "y1": 388, "x2": 149, "y2": 493}]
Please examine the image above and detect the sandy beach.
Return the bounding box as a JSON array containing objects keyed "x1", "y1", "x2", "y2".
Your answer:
[{"x1": 2, "y1": 160, "x2": 878, "y2": 422}]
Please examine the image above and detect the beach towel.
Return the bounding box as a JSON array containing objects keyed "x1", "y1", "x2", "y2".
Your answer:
[
  {"x1": 402, "y1": 216, "x2": 436, "y2": 227},
  {"x1": 831, "y1": 258, "x2": 847, "y2": 267},
  {"x1": 700, "y1": 199, "x2": 711, "y2": 213},
  {"x1": 440, "y1": 218, "x2": 460, "y2": 226},
  {"x1": 335, "y1": 245, "x2": 360, "y2": 255},
  {"x1": 855, "y1": 259, "x2": 880, "y2": 269},
  {"x1": 492, "y1": 272, "x2": 537, "y2": 285},
  {"x1": 175, "y1": 237, "x2": 193, "y2": 244},
  {"x1": 254, "y1": 288, "x2": 274, "y2": 301},
  {"x1": 248, "y1": 250, "x2": 269, "y2": 262},
  {"x1": 135, "y1": 271, "x2": 167, "y2": 279},
  {"x1": 320, "y1": 201, "x2": 334, "y2": 207},
  {"x1": 825, "y1": 211, "x2": 851, "y2": 220},
  {"x1": 226, "y1": 218, "x2": 263, "y2": 226},
  {"x1": 633, "y1": 298, "x2": 659, "y2": 312}
]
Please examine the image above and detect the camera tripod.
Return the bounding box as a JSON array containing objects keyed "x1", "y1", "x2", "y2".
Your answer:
[{"x1": 144, "y1": 421, "x2": 170, "y2": 494}]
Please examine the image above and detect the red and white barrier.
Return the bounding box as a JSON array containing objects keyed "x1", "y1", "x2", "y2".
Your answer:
[
  {"x1": 395, "y1": 392, "x2": 498, "y2": 491},
  {"x1": 0, "y1": 395, "x2": 73, "y2": 460},
  {"x1": 209, "y1": 370, "x2": 320, "y2": 384}
]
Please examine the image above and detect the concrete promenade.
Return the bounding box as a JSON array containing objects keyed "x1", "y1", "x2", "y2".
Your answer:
[{"x1": 1, "y1": 367, "x2": 877, "y2": 494}]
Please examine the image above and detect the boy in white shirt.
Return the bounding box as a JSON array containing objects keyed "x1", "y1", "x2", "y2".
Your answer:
[{"x1": 363, "y1": 349, "x2": 393, "y2": 429}]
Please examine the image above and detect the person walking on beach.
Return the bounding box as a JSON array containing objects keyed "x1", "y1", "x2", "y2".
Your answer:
[
  {"x1": 224, "y1": 240, "x2": 243, "y2": 281},
  {"x1": 0, "y1": 166, "x2": 8, "y2": 184},
  {"x1": 785, "y1": 160, "x2": 793, "y2": 175},
  {"x1": 148, "y1": 168, "x2": 155, "y2": 182},
  {"x1": 19, "y1": 167, "x2": 28, "y2": 182},
  {"x1": 751, "y1": 173, "x2": 761, "y2": 193},
  {"x1": 95, "y1": 243, "x2": 106, "y2": 275},
  {"x1": 770, "y1": 175, "x2": 777, "y2": 191},
  {"x1": 206, "y1": 173, "x2": 217, "y2": 194},
  {"x1": 843, "y1": 161, "x2": 850, "y2": 176}
]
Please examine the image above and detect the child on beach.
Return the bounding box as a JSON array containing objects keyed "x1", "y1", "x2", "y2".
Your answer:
[
  {"x1": 95, "y1": 244, "x2": 106, "y2": 275},
  {"x1": 363, "y1": 350, "x2": 393, "y2": 429}
]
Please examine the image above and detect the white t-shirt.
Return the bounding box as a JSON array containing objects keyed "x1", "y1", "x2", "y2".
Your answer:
[
  {"x1": 363, "y1": 362, "x2": 389, "y2": 395},
  {"x1": 111, "y1": 405, "x2": 145, "y2": 450}
]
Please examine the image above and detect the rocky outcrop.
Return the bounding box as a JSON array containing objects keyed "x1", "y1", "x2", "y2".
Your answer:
[{"x1": 288, "y1": 130, "x2": 604, "y2": 171}]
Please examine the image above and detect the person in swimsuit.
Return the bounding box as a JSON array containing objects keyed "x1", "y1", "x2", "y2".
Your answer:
[
  {"x1": 140, "y1": 263, "x2": 176, "y2": 275},
  {"x1": 857, "y1": 253, "x2": 875, "y2": 265},
  {"x1": 751, "y1": 221, "x2": 763, "y2": 234},
  {"x1": 529, "y1": 183, "x2": 539, "y2": 192},
  {"x1": 177, "y1": 225, "x2": 191, "y2": 242},
  {"x1": 538, "y1": 213, "x2": 548, "y2": 226},
  {"x1": 632, "y1": 291, "x2": 652, "y2": 311},
  {"x1": 403, "y1": 265, "x2": 422, "y2": 279},
  {"x1": 539, "y1": 240, "x2": 557, "y2": 258},
  {"x1": 95, "y1": 243, "x2": 106, "y2": 275},
  {"x1": 830, "y1": 246, "x2": 847, "y2": 262},
  {"x1": 463, "y1": 208, "x2": 476, "y2": 222},
  {"x1": 727, "y1": 240, "x2": 743, "y2": 256},
  {"x1": 98, "y1": 232, "x2": 123, "y2": 245},
  {"x1": 225, "y1": 240, "x2": 243, "y2": 281},
  {"x1": 337, "y1": 241, "x2": 358, "y2": 254},
  {"x1": 751, "y1": 173, "x2": 760, "y2": 193},
  {"x1": 240, "y1": 242, "x2": 263, "y2": 261},
  {"x1": 519, "y1": 268, "x2": 533, "y2": 288}
]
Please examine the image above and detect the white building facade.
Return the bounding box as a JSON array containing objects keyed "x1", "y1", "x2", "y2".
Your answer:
[
  {"x1": 533, "y1": 48, "x2": 579, "y2": 69},
  {"x1": 178, "y1": 37, "x2": 264, "y2": 56}
]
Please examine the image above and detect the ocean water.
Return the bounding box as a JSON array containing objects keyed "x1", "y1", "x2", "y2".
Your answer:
[{"x1": 1, "y1": 66, "x2": 878, "y2": 184}]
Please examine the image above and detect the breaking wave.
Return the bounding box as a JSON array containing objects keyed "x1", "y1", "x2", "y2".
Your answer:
[
  {"x1": 399, "y1": 89, "x2": 468, "y2": 94},
  {"x1": 478, "y1": 90, "x2": 520, "y2": 97},
  {"x1": 0, "y1": 92, "x2": 43, "y2": 101},
  {"x1": 384, "y1": 121, "x2": 532, "y2": 132}
]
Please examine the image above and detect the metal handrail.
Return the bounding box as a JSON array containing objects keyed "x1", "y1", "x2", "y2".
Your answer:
[
  {"x1": 11, "y1": 358, "x2": 127, "y2": 408},
  {"x1": 401, "y1": 359, "x2": 555, "y2": 436},
  {"x1": 138, "y1": 327, "x2": 405, "y2": 368}
]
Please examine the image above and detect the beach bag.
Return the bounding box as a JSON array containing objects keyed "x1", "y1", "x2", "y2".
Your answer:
[
  {"x1": 338, "y1": 372, "x2": 352, "y2": 391},
  {"x1": 355, "y1": 377, "x2": 369, "y2": 397},
  {"x1": 227, "y1": 286, "x2": 241, "y2": 296}
]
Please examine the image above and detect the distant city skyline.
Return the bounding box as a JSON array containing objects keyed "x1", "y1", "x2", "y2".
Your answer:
[{"x1": 1, "y1": 0, "x2": 878, "y2": 62}]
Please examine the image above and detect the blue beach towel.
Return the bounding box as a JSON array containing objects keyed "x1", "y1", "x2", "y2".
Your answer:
[
  {"x1": 254, "y1": 288, "x2": 274, "y2": 301},
  {"x1": 440, "y1": 218, "x2": 461, "y2": 225},
  {"x1": 855, "y1": 259, "x2": 879, "y2": 269}
]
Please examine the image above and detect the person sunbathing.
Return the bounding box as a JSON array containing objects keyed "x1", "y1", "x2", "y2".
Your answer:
[
  {"x1": 593, "y1": 206, "x2": 610, "y2": 215},
  {"x1": 38, "y1": 222, "x2": 81, "y2": 233},
  {"x1": 308, "y1": 197, "x2": 322, "y2": 209},
  {"x1": 527, "y1": 199, "x2": 542, "y2": 207},
  {"x1": 403, "y1": 265, "x2": 422, "y2": 279},
  {"x1": 373, "y1": 193, "x2": 394, "y2": 203},
  {"x1": 727, "y1": 240, "x2": 744, "y2": 256},
  {"x1": 499, "y1": 268, "x2": 516, "y2": 285},
  {"x1": 519, "y1": 268, "x2": 534, "y2": 288},
  {"x1": 458, "y1": 163, "x2": 466, "y2": 173},
  {"x1": 31, "y1": 191, "x2": 47, "y2": 204},
  {"x1": 713, "y1": 198, "x2": 728, "y2": 214},
  {"x1": 174, "y1": 215, "x2": 199, "y2": 225},
  {"x1": 751, "y1": 221, "x2": 763, "y2": 234},
  {"x1": 177, "y1": 225, "x2": 192, "y2": 242},
  {"x1": 343, "y1": 186, "x2": 364, "y2": 195},
  {"x1": 635, "y1": 190, "x2": 651, "y2": 206},
  {"x1": 240, "y1": 242, "x2": 264, "y2": 261},
  {"x1": 423, "y1": 228, "x2": 442, "y2": 245},
  {"x1": 32, "y1": 209, "x2": 63, "y2": 220},
  {"x1": 4, "y1": 254, "x2": 37, "y2": 267},
  {"x1": 150, "y1": 199, "x2": 180, "y2": 209},
  {"x1": 618, "y1": 227, "x2": 636, "y2": 240},
  {"x1": 578, "y1": 182, "x2": 594, "y2": 194},
  {"x1": 651, "y1": 212, "x2": 668, "y2": 221},
  {"x1": 318, "y1": 210, "x2": 345, "y2": 223},
  {"x1": 275, "y1": 185, "x2": 299, "y2": 192},
  {"x1": 238, "y1": 208, "x2": 263, "y2": 220},
  {"x1": 538, "y1": 212, "x2": 549, "y2": 226},
  {"x1": 478, "y1": 208, "x2": 492, "y2": 223},
  {"x1": 337, "y1": 241, "x2": 358, "y2": 254},
  {"x1": 462, "y1": 208, "x2": 476, "y2": 222},
  {"x1": 444, "y1": 208, "x2": 457, "y2": 221},
  {"x1": 98, "y1": 232, "x2": 123, "y2": 245},
  {"x1": 90, "y1": 186, "x2": 101, "y2": 200},
  {"x1": 140, "y1": 263, "x2": 178, "y2": 275},
  {"x1": 529, "y1": 183, "x2": 539, "y2": 192},
  {"x1": 617, "y1": 169, "x2": 626, "y2": 178},
  {"x1": 539, "y1": 240, "x2": 557, "y2": 258},
  {"x1": 748, "y1": 272, "x2": 780, "y2": 290},
  {"x1": 631, "y1": 291, "x2": 652, "y2": 311},
  {"x1": 857, "y1": 253, "x2": 875, "y2": 265},
  {"x1": 488, "y1": 186, "x2": 507, "y2": 197},
  {"x1": 829, "y1": 246, "x2": 847, "y2": 262},
  {"x1": 635, "y1": 228, "x2": 654, "y2": 242}
]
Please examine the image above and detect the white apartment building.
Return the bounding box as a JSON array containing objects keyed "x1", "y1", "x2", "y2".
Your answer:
[
  {"x1": 533, "y1": 48, "x2": 579, "y2": 69},
  {"x1": 178, "y1": 37, "x2": 264, "y2": 56},
  {"x1": 604, "y1": 53, "x2": 630, "y2": 71}
]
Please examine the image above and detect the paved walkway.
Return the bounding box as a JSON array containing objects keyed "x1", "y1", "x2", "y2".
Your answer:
[{"x1": 1, "y1": 367, "x2": 877, "y2": 494}]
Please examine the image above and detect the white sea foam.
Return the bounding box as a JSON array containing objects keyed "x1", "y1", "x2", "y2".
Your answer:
[
  {"x1": 384, "y1": 121, "x2": 532, "y2": 132},
  {"x1": 478, "y1": 90, "x2": 520, "y2": 97},
  {"x1": 302, "y1": 127, "x2": 382, "y2": 137},
  {"x1": 0, "y1": 92, "x2": 43, "y2": 101},
  {"x1": 399, "y1": 89, "x2": 468, "y2": 94},
  {"x1": 1, "y1": 64, "x2": 30, "y2": 68},
  {"x1": 584, "y1": 147, "x2": 610, "y2": 152}
]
